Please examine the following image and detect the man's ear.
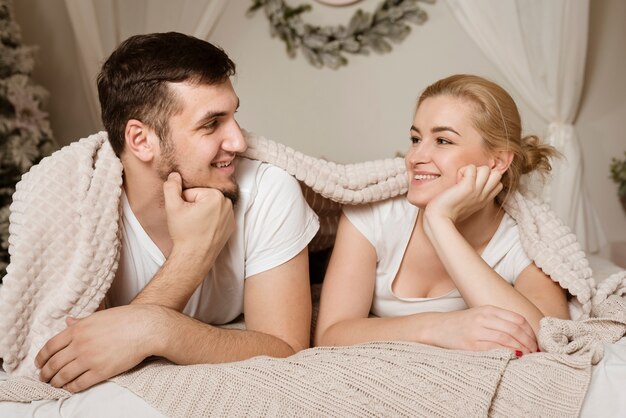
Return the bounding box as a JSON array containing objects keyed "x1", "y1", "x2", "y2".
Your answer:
[
  {"x1": 124, "y1": 119, "x2": 156, "y2": 162},
  {"x1": 490, "y1": 150, "x2": 514, "y2": 173}
]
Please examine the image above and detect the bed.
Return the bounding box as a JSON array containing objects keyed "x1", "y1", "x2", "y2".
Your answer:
[{"x1": 1, "y1": 132, "x2": 625, "y2": 417}]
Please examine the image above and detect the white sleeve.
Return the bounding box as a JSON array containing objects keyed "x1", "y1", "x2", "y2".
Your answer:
[
  {"x1": 488, "y1": 214, "x2": 533, "y2": 285},
  {"x1": 342, "y1": 203, "x2": 376, "y2": 248},
  {"x1": 244, "y1": 165, "x2": 319, "y2": 278},
  {"x1": 507, "y1": 240, "x2": 533, "y2": 284}
]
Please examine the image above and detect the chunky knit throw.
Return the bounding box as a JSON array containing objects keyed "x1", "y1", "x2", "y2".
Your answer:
[{"x1": 1, "y1": 131, "x2": 625, "y2": 417}]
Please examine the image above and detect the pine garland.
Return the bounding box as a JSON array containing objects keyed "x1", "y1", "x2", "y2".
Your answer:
[
  {"x1": 247, "y1": 0, "x2": 435, "y2": 69},
  {"x1": 0, "y1": 0, "x2": 55, "y2": 280}
]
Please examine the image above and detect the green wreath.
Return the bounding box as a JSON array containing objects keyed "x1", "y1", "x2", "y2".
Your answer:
[{"x1": 247, "y1": 0, "x2": 435, "y2": 69}]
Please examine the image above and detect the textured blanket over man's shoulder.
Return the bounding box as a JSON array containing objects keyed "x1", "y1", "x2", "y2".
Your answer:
[
  {"x1": 0, "y1": 132, "x2": 123, "y2": 376},
  {"x1": 0, "y1": 131, "x2": 625, "y2": 417}
]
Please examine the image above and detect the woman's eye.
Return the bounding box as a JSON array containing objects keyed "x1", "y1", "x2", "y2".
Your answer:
[
  {"x1": 410, "y1": 136, "x2": 421, "y2": 144},
  {"x1": 437, "y1": 137, "x2": 451, "y2": 145}
]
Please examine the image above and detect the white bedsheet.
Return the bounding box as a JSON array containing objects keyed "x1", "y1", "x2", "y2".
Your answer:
[
  {"x1": 580, "y1": 336, "x2": 626, "y2": 417},
  {"x1": 0, "y1": 377, "x2": 166, "y2": 418}
]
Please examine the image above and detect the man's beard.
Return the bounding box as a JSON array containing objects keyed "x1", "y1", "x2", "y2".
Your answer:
[{"x1": 157, "y1": 140, "x2": 240, "y2": 205}]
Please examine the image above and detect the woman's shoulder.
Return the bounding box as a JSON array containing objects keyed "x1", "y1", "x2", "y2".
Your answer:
[
  {"x1": 342, "y1": 196, "x2": 417, "y2": 247},
  {"x1": 485, "y1": 213, "x2": 532, "y2": 283},
  {"x1": 343, "y1": 195, "x2": 415, "y2": 221}
]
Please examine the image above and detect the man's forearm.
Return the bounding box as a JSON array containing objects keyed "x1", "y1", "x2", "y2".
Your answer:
[
  {"x1": 131, "y1": 246, "x2": 216, "y2": 311},
  {"x1": 152, "y1": 307, "x2": 296, "y2": 363}
]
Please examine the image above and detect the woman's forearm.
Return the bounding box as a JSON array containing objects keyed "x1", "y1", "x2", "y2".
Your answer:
[
  {"x1": 317, "y1": 307, "x2": 537, "y2": 354},
  {"x1": 424, "y1": 214, "x2": 544, "y2": 334},
  {"x1": 317, "y1": 313, "x2": 441, "y2": 347}
]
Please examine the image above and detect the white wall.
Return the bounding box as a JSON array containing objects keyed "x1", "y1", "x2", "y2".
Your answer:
[
  {"x1": 577, "y1": 0, "x2": 626, "y2": 254},
  {"x1": 211, "y1": 0, "x2": 545, "y2": 163},
  {"x1": 14, "y1": 0, "x2": 626, "y2": 249}
]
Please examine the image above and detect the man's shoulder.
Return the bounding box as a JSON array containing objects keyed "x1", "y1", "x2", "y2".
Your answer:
[{"x1": 236, "y1": 158, "x2": 301, "y2": 199}]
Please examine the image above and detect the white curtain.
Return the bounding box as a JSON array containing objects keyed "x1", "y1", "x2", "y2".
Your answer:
[
  {"x1": 63, "y1": 0, "x2": 228, "y2": 129},
  {"x1": 445, "y1": 0, "x2": 606, "y2": 253}
]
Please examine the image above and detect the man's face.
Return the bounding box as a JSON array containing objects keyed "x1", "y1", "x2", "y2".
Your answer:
[{"x1": 155, "y1": 79, "x2": 247, "y2": 203}]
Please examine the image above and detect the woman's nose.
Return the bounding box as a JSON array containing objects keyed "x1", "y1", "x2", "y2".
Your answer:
[{"x1": 406, "y1": 142, "x2": 432, "y2": 166}]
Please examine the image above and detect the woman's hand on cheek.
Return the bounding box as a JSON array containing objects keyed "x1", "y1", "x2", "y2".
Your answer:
[{"x1": 424, "y1": 164, "x2": 503, "y2": 224}]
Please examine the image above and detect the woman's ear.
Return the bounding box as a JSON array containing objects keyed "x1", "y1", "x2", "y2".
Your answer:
[
  {"x1": 490, "y1": 150, "x2": 514, "y2": 173},
  {"x1": 124, "y1": 119, "x2": 155, "y2": 162}
]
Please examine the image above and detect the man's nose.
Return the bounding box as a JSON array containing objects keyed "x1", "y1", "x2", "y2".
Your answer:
[{"x1": 223, "y1": 120, "x2": 247, "y2": 153}]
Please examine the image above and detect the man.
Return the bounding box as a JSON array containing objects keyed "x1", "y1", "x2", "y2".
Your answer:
[{"x1": 32, "y1": 32, "x2": 319, "y2": 393}]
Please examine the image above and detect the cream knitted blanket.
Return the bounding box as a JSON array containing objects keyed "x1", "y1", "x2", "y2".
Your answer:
[{"x1": 1, "y1": 131, "x2": 625, "y2": 417}]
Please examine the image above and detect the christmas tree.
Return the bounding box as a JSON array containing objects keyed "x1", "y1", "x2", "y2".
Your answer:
[{"x1": 0, "y1": 0, "x2": 55, "y2": 281}]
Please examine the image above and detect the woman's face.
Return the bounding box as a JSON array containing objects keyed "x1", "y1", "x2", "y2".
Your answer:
[{"x1": 405, "y1": 94, "x2": 495, "y2": 208}]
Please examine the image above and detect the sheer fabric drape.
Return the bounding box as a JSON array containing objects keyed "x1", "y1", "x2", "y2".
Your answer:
[
  {"x1": 63, "y1": 0, "x2": 228, "y2": 128},
  {"x1": 445, "y1": 0, "x2": 605, "y2": 252}
]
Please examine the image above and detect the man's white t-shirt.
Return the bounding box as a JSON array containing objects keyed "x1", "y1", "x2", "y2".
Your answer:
[
  {"x1": 107, "y1": 157, "x2": 319, "y2": 324},
  {"x1": 344, "y1": 196, "x2": 532, "y2": 317}
]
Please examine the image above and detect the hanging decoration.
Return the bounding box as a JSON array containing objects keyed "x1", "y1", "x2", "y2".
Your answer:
[{"x1": 247, "y1": 0, "x2": 435, "y2": 69}]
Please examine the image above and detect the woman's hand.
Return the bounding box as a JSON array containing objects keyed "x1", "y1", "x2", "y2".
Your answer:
[
  {"x1": 424, "y1": 165, "x2": 503, "y2": 224},
  {"x1": 427, "y1": 305, "x2": 538, "y2": 354}
]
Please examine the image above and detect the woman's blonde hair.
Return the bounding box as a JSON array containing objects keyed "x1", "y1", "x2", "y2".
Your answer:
[{"x1": 417, "y1": 74, "x2": 557, "y2": 201}]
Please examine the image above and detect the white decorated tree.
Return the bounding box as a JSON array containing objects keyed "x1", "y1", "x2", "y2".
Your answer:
[{"x1": 0, "y1": 0, "x2": 55, "y2": 280}]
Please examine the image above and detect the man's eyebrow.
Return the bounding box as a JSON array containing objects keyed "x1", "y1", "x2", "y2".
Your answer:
[{"x1": 195, "y1": 98, "x2": 240, "y2": 128}]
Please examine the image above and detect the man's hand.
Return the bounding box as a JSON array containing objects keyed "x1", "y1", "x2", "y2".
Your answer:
[
  {"x1": 131, "y1": 173, "x2": 236, "y2": 309},
  {"x1": 429, "y1": 305, "x2": 538, "y2": 354},
  {"x1": 35, "y1": 305, "x2": 165, "y2": 393},
  {"x1": 164, "y1": 172, "x2": 235, "y2": 256}
]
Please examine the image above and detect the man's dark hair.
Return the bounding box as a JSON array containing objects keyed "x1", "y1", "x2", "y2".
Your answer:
[{"x1": 97, "y1": 32, "x2": 236, "y2": 156}]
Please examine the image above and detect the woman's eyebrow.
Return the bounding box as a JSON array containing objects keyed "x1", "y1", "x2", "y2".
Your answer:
[
  {"x1": 410, "y1": 125, "x2": 460, "y2": 136},
  {"x1": 432, "y1": 126, "x2": 460, "y2": 136}
]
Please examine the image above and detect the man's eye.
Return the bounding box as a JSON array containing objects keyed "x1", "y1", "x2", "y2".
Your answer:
[{"x1": 203, "y1": 120, "x2": 218, "y2": 131}]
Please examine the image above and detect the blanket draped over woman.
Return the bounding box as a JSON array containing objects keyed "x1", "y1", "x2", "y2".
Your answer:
[{"x1": 0, "y1": 132, "x2": 625, "y2": 417}]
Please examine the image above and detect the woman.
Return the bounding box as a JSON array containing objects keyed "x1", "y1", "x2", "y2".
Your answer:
[{"x1": 315, "y1": 74, "x2": 570, "y2": 355}]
